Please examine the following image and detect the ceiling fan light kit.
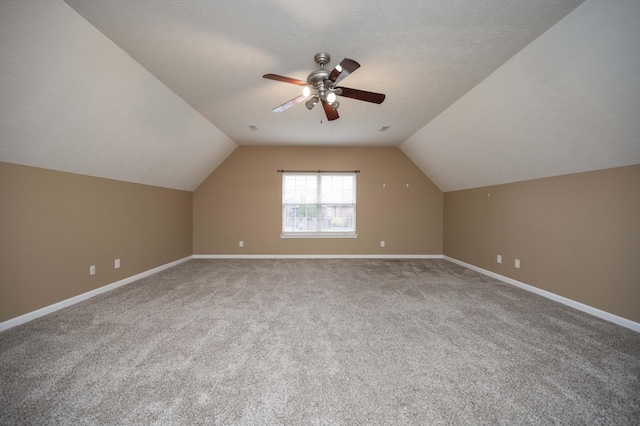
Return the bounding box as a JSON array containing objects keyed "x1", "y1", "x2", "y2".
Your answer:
[{"x1": 263, "y1": 52, "x2": 385, "y2": 121}]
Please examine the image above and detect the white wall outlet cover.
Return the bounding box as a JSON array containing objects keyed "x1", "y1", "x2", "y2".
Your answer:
[
  {"x1": 380, "y1": 241, "x2": 385, "y2": 247},
  {"x1": 497, "y1": 255, "x2": 502, "y2": 264},
  {"x1": 515, "y1": 259, "x2": 521, "y2": 268},
  {"x1": 115, "y1": 259, "x2": 120, "y2": 268},
  {"x1": 90, "y1": 265, "x2": 95, "y2": 275},
  {"x1": 239, "y1": 241, "x2": 244, "y2": 247}
]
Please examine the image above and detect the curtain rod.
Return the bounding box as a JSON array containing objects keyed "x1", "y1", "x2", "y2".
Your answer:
[{"x1": 277, "y1": 170, "x2": 360, "y2": 173}]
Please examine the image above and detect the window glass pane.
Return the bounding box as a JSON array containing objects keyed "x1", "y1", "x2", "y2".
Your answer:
[
  {"x1": 283, "y1": 204, "x2": 318, "y2": 232},
  {"x1": 283, "y1": 175, "x2": 317, "y2": 203},
  {"x1": 321, "y1": 175, "x2": 354, "y2": 203},
  {"x1": 319, "y1": 205, "x2": 355, "y2": 232}
]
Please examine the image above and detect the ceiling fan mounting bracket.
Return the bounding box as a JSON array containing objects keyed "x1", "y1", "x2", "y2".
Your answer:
[{"x1": 314, "y1": 52, "x2": 331, "y2": 67}]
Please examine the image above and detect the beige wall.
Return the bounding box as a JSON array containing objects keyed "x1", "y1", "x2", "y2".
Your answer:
[
  {"x1": 0, "y1": 162, "x2": 193, "y2": 322},
  {"x1": 194, "y1": 146, "x2": 443, "y2": 255},
  {"x1": 444, "y1": 164, "x2": 640, "y2": 323},
  {"x1": 6, "y1": 153, "x2": 636, "y2": 326}
]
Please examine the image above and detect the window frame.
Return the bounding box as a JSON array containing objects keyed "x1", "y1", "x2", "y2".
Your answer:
[{"x1": 280, "y1": 172, "x2": 357, "y2": 239}]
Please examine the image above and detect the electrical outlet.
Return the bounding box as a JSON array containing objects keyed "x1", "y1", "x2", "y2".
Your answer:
[
  {"x1": 115, "y1": 259, "x2": 120, "y2": 269},
  {"x1": 90, "y1": 265, "x2": 95, "y2": 275},
  {"x1": 380, "y1": 241, "x2": 385, "y2": 247},
  {"x1": 515, "y1": 259, "x2": 521, "y2": 268},
  {"x1": 239, "y1": 241, "x2": 244, "y2": 247},
  {"x1": 497, "y1": 254, "x2": 502, "y2": 264}
]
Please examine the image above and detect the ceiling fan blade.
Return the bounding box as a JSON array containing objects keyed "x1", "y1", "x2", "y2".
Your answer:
[
  {"x1": 337, "y1": 86, "x2": 386, "y2": 104},
  {"x1": 328, "y1": 58, "x2": 360, "y2": 86},
  {"x1": 263, "y1": 74, "x2": 308, "y2": 86},
  {"x1": 272, "y1": 94, "x2": 308, "y2": 113},
  {"x1": 322, "y1": 100, "x2": 339, "y2": 121}
]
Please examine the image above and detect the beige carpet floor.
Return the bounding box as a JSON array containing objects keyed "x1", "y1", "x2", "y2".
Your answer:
[{"x1": 1, "y1": 259, "x2": 639, "y2": 424}]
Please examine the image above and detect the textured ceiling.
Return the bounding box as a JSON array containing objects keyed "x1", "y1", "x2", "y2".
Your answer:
[
  {"x1": 3, "y1": 0, "x2": 638, "y2": 193},
  {"x1": 0, "y1": 0, "x2": 236, "y2": 191},
  {"x1": 62, "y1": 0, "x2": 584, "y2": 147},
  {"x1": 402, "y1": 0, "x2": 640, "y2": 191}
]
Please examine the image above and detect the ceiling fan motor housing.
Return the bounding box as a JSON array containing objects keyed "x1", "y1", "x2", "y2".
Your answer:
[
  {"x1": 308, "y1": 52, "x2": 333, "y2": 90},
  {"x1": 307, "y1": 69, "x2": 330, "y2": 86}
]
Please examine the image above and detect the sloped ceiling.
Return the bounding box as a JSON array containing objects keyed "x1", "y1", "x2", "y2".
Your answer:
[
  {"x1": 1, "y1": 0, "x2": 638, "y2": 192},
  {"x1": 0, "y1": 0, "x2": 237, "y2": 191},
  {"x1": 61, "y1": 0, "x2": 584, "y2": 148},
  {"x1": 402, "y1": 0, "x2": 640, "y2": 191}
]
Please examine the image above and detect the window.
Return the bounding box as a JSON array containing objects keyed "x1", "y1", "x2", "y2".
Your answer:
[{"x1": 281, "y1": 172, "x2": 357, "y2": 238}]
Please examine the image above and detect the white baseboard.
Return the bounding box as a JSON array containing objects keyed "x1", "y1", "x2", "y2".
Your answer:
[
  {"x1": 0, "y1": 256, "x2": 192, "y2": 332},
  {"x1": 193, "y1": 254, "x2": 444, "y2": 259},
  {"x1": 444, "y1": 256, "x2": 640, "y2": 333},
  {"x1": 9, "y1": 255, "x2": 633, "y2": 334}
]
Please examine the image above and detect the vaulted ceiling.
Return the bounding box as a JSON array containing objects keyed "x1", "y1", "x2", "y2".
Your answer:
[{"x1": 1, "y1": 0, "x2": 638, "y2": 191}]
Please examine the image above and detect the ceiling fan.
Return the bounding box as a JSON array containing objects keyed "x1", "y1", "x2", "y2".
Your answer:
[{"x1": 263, "y1": 52, "x2": 385, "y2": 121}]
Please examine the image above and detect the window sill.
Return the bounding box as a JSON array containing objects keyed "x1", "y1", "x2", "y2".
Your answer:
[{"x1": 280, "y1": 233, "x2": 358, "y2": 239}]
